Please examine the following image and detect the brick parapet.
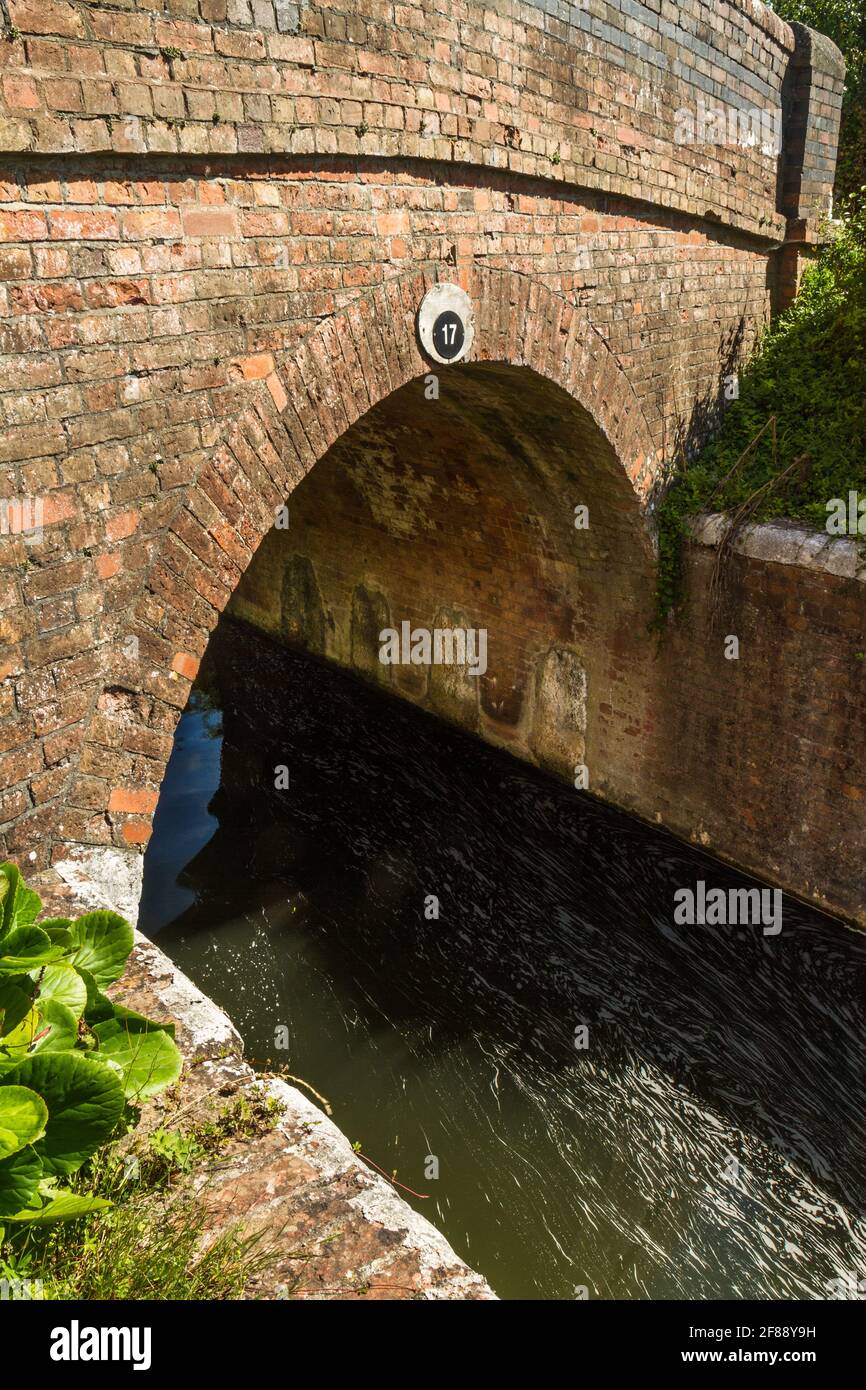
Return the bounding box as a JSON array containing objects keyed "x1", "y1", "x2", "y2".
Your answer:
[{"x1": 0, "y1": 0, "x2": 831, "y2": 243}]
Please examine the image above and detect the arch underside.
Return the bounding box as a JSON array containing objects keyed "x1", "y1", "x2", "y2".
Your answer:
[{"x1": 228, "y1": 361, "x2": 655, "y2": 775}]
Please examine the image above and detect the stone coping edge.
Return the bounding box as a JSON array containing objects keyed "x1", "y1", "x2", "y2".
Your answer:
[{"x1": 690, "y1": 512, "x2": 866, "y2": 583}]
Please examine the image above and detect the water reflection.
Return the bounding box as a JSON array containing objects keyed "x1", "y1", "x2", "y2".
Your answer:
[{"x1": 140, "y1": 619, "x2": 866, "y2": 1301}]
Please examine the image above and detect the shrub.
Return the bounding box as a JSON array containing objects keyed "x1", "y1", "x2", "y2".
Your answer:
[
  {"x1": 4, "y1": 1120, "x2": 278, "y2": 1301},
  {"x1": 1, "y1": 1114, "x2": 280, "y2": 1300},
  {"x1": 654, "y1": 190, "x2": 866, "y2": 625}
]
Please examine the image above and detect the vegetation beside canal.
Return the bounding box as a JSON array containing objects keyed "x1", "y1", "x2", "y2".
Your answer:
[
  {"x1": 1, "y1": 1090, "x2": 283, "y2": 1300},
  {"x1": 655, "y1": 190, "x2": 866, "y2": 625},
  {"x1": 0, "y1": 860, "x2": 282, "y2": 1299}
]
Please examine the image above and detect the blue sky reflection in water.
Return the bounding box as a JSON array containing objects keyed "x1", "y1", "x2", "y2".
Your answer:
[{"x1": 139, "y1": 619, "x2": 866, "y2": 1301}]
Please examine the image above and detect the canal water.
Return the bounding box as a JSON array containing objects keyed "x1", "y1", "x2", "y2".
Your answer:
[{"x1": 139, "y1": 619, "x2": 866, "y2": 1301}]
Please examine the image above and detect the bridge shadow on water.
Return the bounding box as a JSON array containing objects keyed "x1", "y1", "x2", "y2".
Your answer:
[{"x1": 141, "y1": 618, "x2": 866, "y2": 1300}]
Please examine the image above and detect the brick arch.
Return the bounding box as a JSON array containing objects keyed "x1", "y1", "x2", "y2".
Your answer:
[
  {"x1": 66, "y1": 264, "x2": 658, "y2": 855},
  {"x1": 263, "y1": 263, "x2": 661, "y2": 514}
]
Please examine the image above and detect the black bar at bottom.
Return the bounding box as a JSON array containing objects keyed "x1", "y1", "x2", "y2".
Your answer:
[{"x1": 5, "y1": 1297, "x2": 858, "y2": 1373}]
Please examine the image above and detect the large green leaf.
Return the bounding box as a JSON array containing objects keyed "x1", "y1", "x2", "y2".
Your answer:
[
  {"x1": 38, "y1": 918, "x2": 74, "y2": 947},
  {"x1": 0, "y1": 998, "x2": 77, "y2": 1073},
  {"x1": 2, "y1": 1052, "x2": 124, "y2": 1176},
  {"x1": 67, "y1": 912, "x2": 134, "y2": 988},
  {"x1": 0, "y1": 1005, "x2": 41, "y2": 1074},
  {"x1": 0, "y1": 977, "x2": 35, "y2": 1036},
  {"x1": 0, "y1": 1085, "x2": 48, "y2": 1159},
  {"x1": 0, "y1": 927, "x2": 64, "y2": 975},
  {"x1": 32, "y1": 999, "x2": 79, "y2": 1055},
  {"x1": 82, "y1": 978, "x2": 124, "y2": 1026},
  {"x1": 0, "y1": 1146, "x2": 42, "y2": 1217},
  {"x1": 4, "y1": 1186, "x2": 110, "y2": 1224},
  {"x1": 33, "y1": 962, "x2": 87, "y2": 1019},
  {"x1": 85, "y1": 984, "x2": 175, "y2": 1039},
  {"x1": 75, "y1": 964, "x2": 101, "y2": 1016},
  {"x1": 93, "y1": 1018, "x2": 182, "y2": 1100},
  {"x1": 0, "y1": 865, "x2": 41, "y2": 942},
  {"x1": 113, "y1": 1002, "x2": 174, "y2": 1039}
]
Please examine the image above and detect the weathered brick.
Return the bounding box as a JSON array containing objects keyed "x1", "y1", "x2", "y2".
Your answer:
[
  {"x1": 120, "y1": 819, "x2": 152, "y2": 845},
  {"x1": 104, "y1": 510, "x2": 139, "y2": 543},
  {"x1": 170, "y1": 651, "x2": 200, "y2": 680},
  {"x1": 7, "y1": 1, "x2": 85, "y2": 39},
  {"x1": 0, "y1": 741, "x2": 43, "y2": 790},
  {"x1": 49, "y1": 209, "x2": 119, "y2": 240},
  {"x1": 107, "y1": 786, "x2": 159, "y2": 813}
]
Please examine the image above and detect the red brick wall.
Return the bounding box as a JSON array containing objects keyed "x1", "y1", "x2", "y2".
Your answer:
[
  {"x1": 656, "y1": 545, "x2": 866, "y2": 926},
  {"x1": 0, "y1": 159, "x2": 778, "y2": 871},
  {"x1": 0, "y1": 0, "x2": 852, "y2": 926}
]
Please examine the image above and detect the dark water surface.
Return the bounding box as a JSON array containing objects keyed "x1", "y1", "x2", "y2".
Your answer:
[{"x1": 139, "y1": 620, "x2": 866, "y2": 1301}]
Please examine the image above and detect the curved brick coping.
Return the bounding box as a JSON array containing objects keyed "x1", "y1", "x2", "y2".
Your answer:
[
  {"x1": 734, "y1": 0, "x2": 794, "y2": 49},
  {"x1": 691, "y1": 513, "x2": 866, "y2": 583},
  {"x1": 42, "y1": 849, "x2": 496, "y2": 1301}
]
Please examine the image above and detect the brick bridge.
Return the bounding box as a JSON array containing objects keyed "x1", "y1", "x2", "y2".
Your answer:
[{"x1": 1, "y1": 1, "x2": 859, "y2": 926}]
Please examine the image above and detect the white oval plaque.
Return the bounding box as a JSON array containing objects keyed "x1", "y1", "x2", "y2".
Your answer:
[{"x1": 417, "y1": 283, "x2": 474, "y2": 365}]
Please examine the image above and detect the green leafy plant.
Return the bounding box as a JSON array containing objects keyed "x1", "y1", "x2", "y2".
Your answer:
[
  {"x1": 2, "y1": 1088, "x2": 285, "y2": 1299},
  {"x1": 654, "y1": 190, "x2": 866, "y2": 626},
  {"x1": 0, "y1": 863, "x2": 182, "y2": 1227},
  {"x1": 4, "y1": 1133, "x2": 275, "y2": 1300}
]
